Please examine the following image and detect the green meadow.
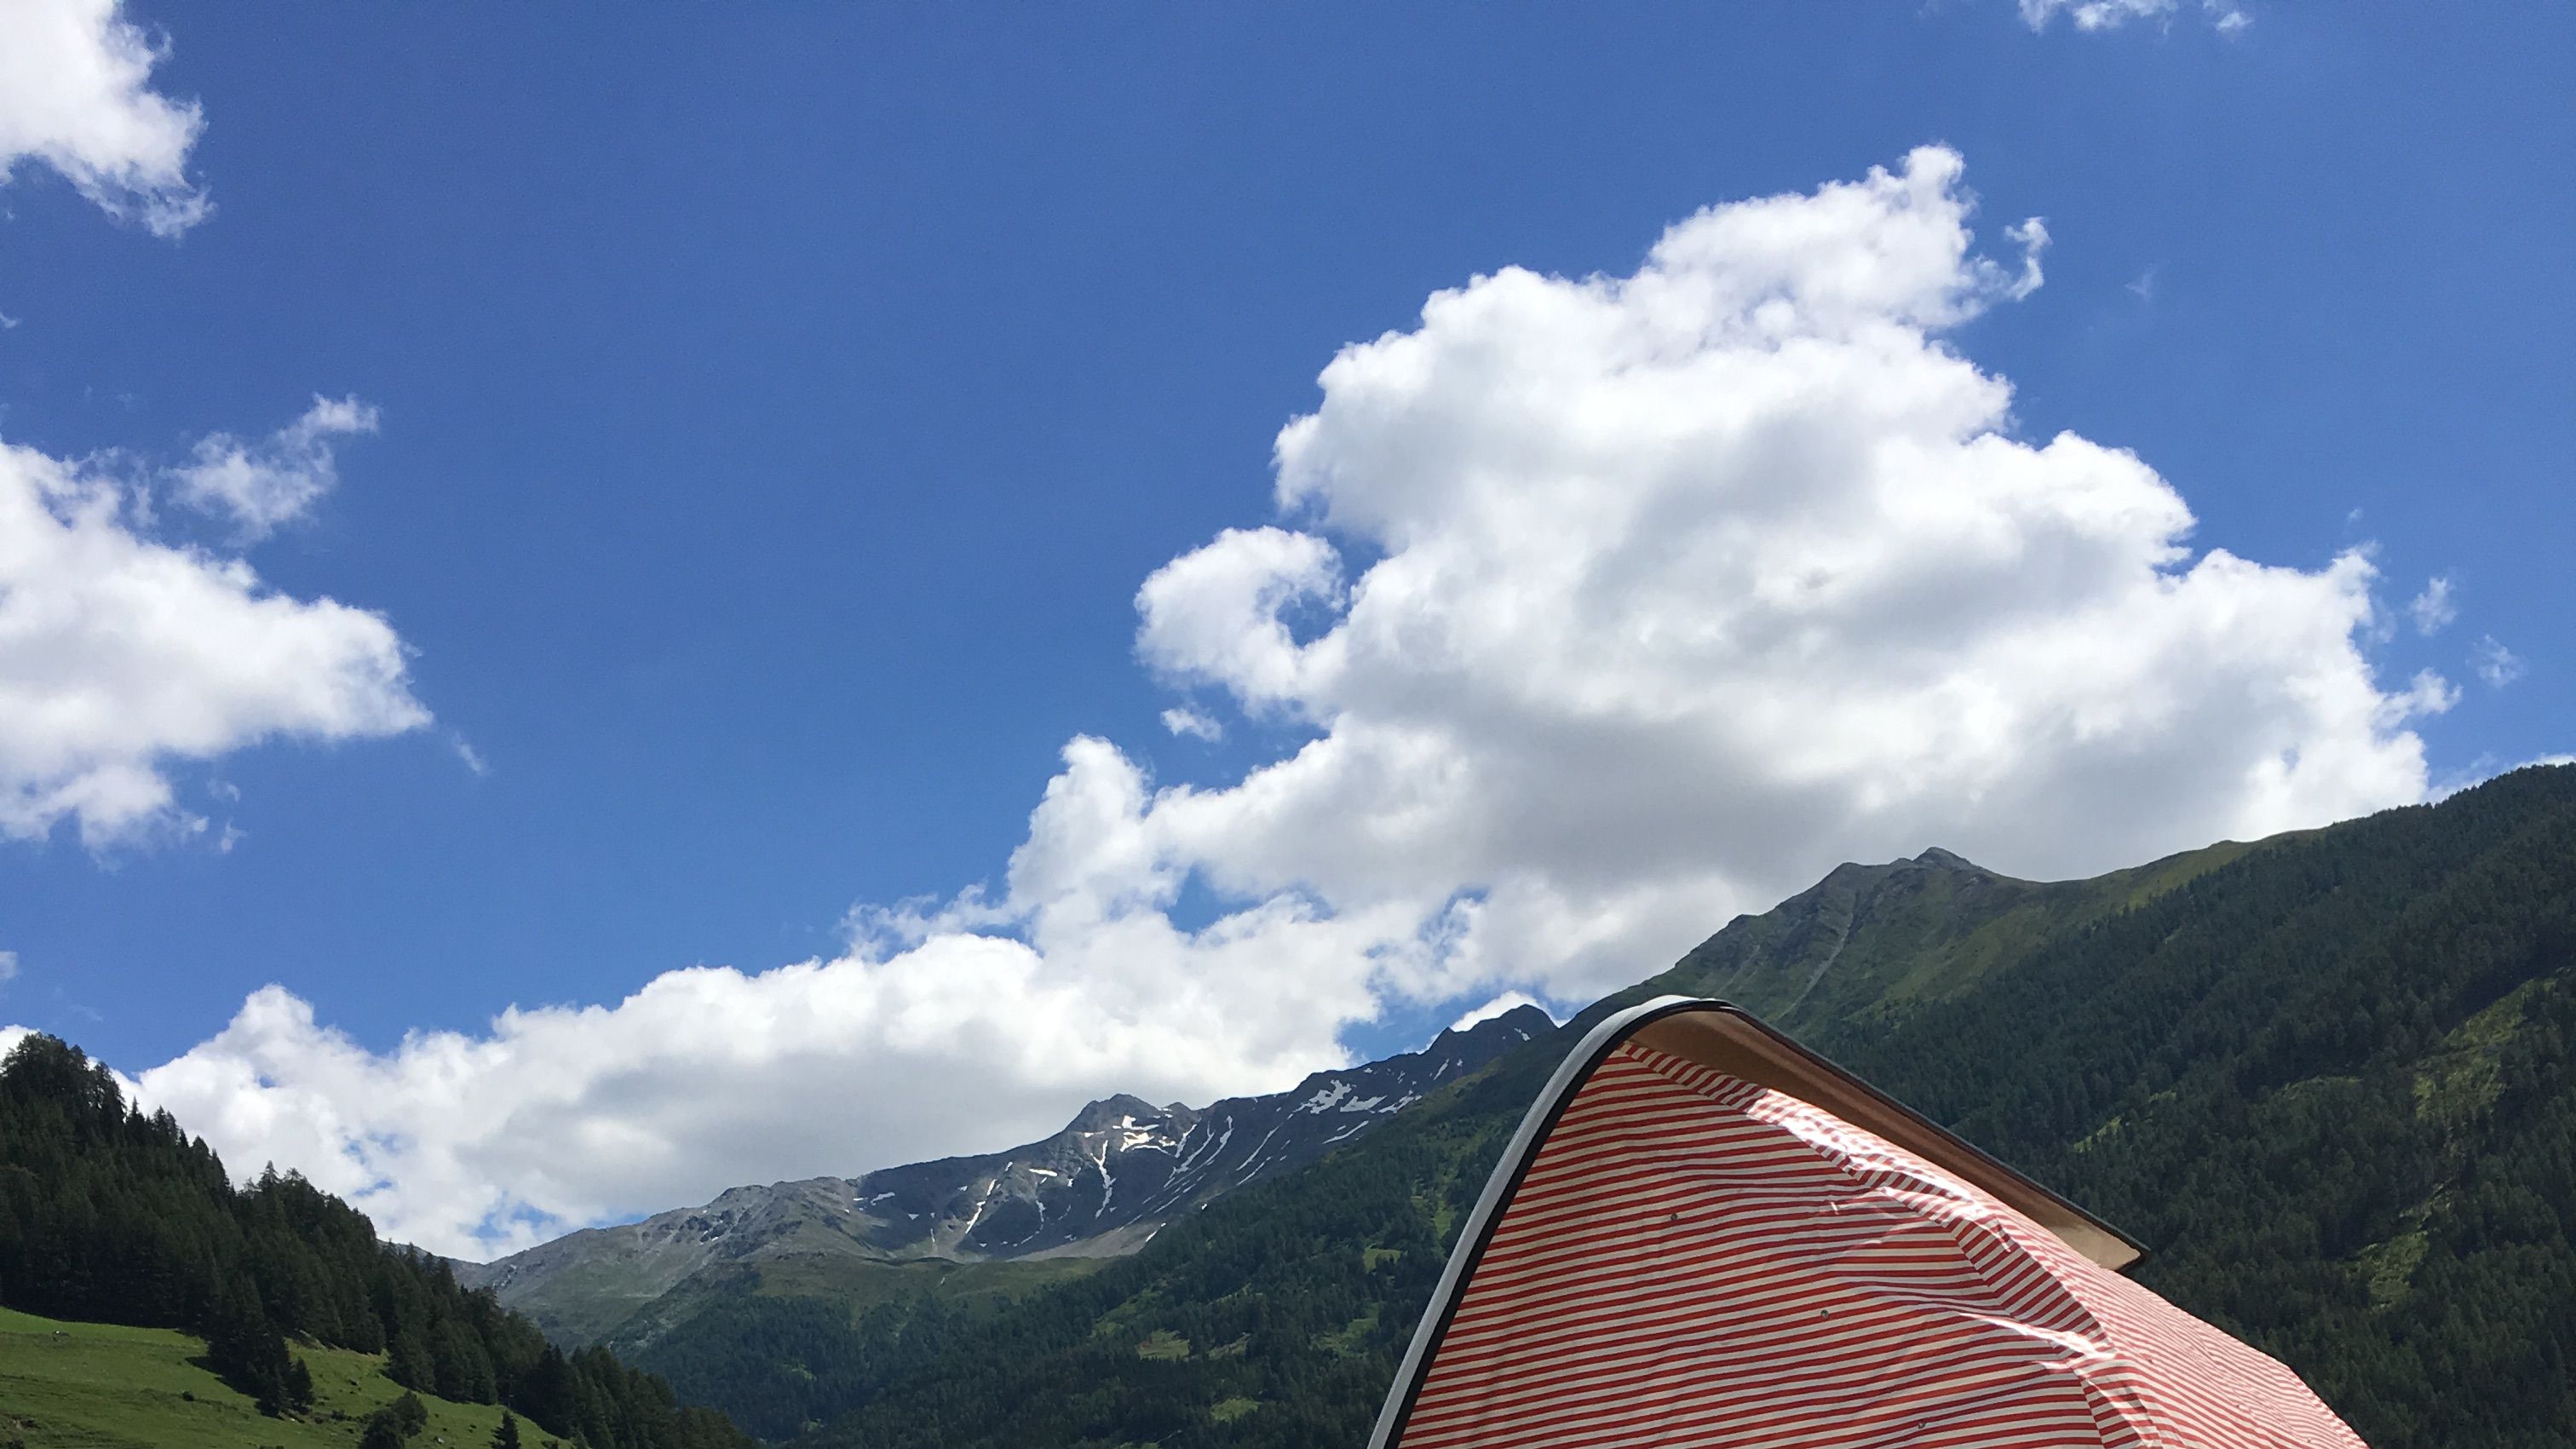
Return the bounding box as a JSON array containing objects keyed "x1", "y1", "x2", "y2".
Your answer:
[{"x1": 0, "y1": 1306, "x2": 539, "y2": 1449}]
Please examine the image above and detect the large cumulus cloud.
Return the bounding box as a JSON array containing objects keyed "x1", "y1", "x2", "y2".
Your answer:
[
  {"x1": 1128, "y1": 145, "x2": 2435, "y2": 996},
  {"x1": 112, "y1": 148, "x2": 2453, "y2": 1257}
]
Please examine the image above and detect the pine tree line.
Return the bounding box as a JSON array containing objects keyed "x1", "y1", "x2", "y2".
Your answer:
[{"x1": 0, "y1": 1034, "x2": 751, "y2": 1449}]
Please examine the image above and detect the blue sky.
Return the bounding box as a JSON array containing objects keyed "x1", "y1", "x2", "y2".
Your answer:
[{"x1": 0, "y1": 1, "x2": 2566, "y2": 1254}]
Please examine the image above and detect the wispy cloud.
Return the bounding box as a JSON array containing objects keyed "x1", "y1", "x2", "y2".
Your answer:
[
  {"x1": 2019, "y1": 0, "x2": 2250, "y2": 35},
  {"x1": 171, "y1": 394, "x2": 381, "y2": 540},
  {"x1": 2472, "y1": 635, "x2": 2525, "y2": 688},
  {"x1": 2407, "y1": 576, "x2": 2458, "y2": 635},
  {"x1": 2001, "y1": 217, "x2": 2050, "y2": 299}
]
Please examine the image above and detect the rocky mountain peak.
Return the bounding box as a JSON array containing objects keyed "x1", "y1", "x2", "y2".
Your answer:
[
  {"x1": 1067, "y1": 1093, "x2": 1193, "y2": 1136},
  {"x1": 1427, "y1": 1002, "x2": 1554, "y2": 1049}
]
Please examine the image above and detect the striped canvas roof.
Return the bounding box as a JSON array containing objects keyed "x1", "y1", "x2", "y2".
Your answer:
[{"x1": 1371, "y1": 999, "x2": 2368, "y2": 1449}]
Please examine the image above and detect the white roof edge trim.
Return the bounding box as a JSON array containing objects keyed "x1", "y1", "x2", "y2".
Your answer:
[{"x1": 1365, "y1": 994, "x2": 1698, "y2": 1449}]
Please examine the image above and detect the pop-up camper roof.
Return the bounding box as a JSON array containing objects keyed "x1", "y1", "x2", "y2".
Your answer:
[{"x1": 1368, "y1": 997, "x2": 2368, "y2": 1449}]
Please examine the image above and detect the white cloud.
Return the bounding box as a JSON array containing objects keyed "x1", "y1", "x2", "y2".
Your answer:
[
  {"x1": 2019, "y1": 0, "x2": 2250, "y2": 34},
  {"x1": 0, "y1": 0, "x2": 209, "y2": 234},
  {"x1": 2407, "y1": 575, "x2": 2458, "y2": 635},
  {"x1": 2383, "y1": 669, "x2": 2463, "y2": 724},
  {"x1": 89, "y1": 147, "x2": 2464, "y2": 1258},
  {"x1": 132, "y1": 742, "x2": 1407, "y2": 1256},
  {"x1": 0, "y1": 422, "x2": 428, "y2": 847},
  {"x1": 1136, "y1": 526, "x2": 1339, "y2": 710},
  {"x1": 1450, "y1": 990, "x2": 1552, "y2": 1034},
  {"x1": 172, "y1": 395, "x2": 381, "y2": 539},
  {"x1": 1121, "y1": 145, "x2": 2438, "y2": 1000},
  {"x1": 1160, "y1": 706, "x2": 1224, "y2": 742},
  {"x1": 2000, "y1": 217, "x2": 2050, "y2": 300},
  {"x1": 0, "y1": 950, "x2": 17, "y2": 984},
  {"x1": 2471, "y1": 635, "x2": 2525, "y2": 688}
]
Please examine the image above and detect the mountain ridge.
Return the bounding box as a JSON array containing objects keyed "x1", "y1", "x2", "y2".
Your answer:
[
  {"x1": 460, "y1": 835, "x2": 2191, "y2": 1353},
  {"x1": 457, "y1": 1002, "x2": 1551, "y2": 1345}
]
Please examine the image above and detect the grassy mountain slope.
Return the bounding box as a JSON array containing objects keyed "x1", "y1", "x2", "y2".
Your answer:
[
  {"x1": 772, "y1": 765, "x2": 2573, "y2": 1449},
  {"x1": 1633, "y1": 839, "x2": 2253, "y2": 1033},
  {"x1": 0, "y1": 1035, "x2": 756, "y2": 1449},
  {"x1": 1814, "y1": 773, "x2": 2576, "y2": 1444},
  {"x1": 0, "y1": 1305, "x2": 522, "y2": 1449}
]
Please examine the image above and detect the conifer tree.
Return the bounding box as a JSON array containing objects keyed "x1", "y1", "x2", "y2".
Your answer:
[{"x1": 0, "y1": 1033, "x2": 756, "y2": 1449}]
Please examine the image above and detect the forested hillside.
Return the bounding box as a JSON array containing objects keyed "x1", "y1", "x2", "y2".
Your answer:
[
  {"x1": 1813, "y1": 770, "x2": 2575, "y2": 1445},
  {"x1": 758, "y1": 766, "x2": 2573, "y2": 1449},
  {"x1": 0, "y1": 1036, "x2": 754, "y2": 1449}
]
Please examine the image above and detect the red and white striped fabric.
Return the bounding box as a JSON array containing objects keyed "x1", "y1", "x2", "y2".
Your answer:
[{"x1": 1386, "y1": 1042, "x2": 2366, "y2": 1449}]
